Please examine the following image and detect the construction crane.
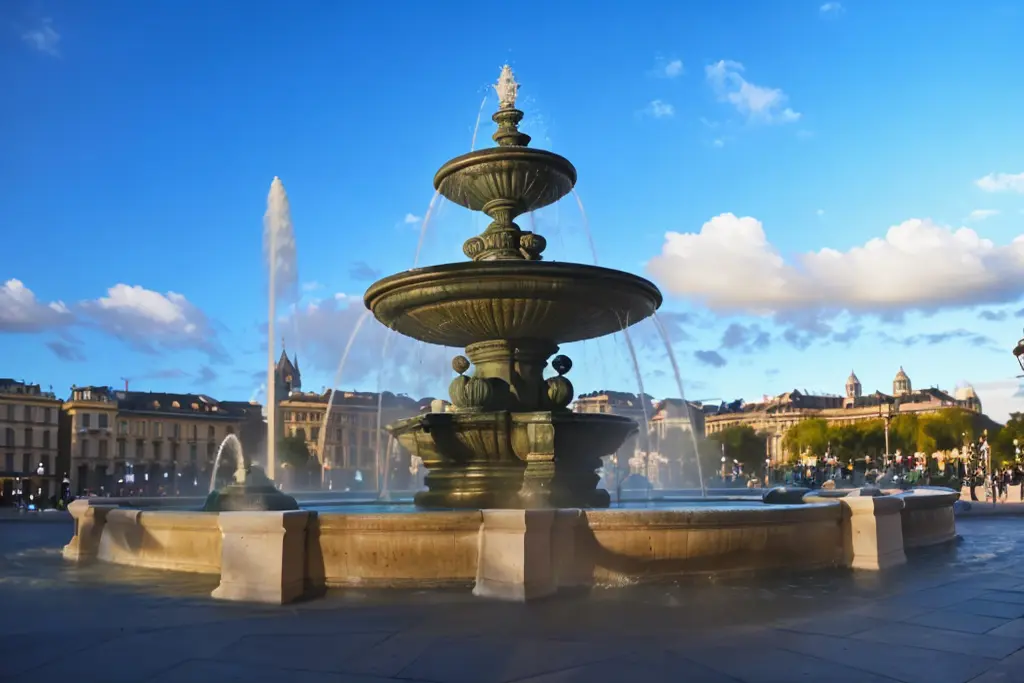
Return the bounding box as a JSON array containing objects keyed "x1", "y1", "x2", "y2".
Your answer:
[{"x1": 120, "y1": 377, "x2": 131, "y2": 391}]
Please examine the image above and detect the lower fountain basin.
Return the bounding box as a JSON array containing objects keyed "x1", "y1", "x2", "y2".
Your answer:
[
  {"x1": 364, "y1": 261, "x2": 663, "y2": 348},
  {"x1": 387, "y1": 410, "x2": 638, "y2": 509}
]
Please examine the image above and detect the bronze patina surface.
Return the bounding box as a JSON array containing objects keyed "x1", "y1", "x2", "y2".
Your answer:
[{"x1": 364, "y1": 66, "x2": 663, "y2": 509}]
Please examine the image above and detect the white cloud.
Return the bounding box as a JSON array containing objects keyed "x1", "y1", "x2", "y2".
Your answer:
[
  {"x1": 816, "y1": 208, "x2": 826, "y2": 216},
  {"x1": 966, "y1": 209, "x2": 1000, "y2": 222},
  {"x1": 712, "y1": 138, "x2": 725, "y2": 148},
  {"x1": 976, "y1": 172, "x2": 1024, "y2": 194},
  {"x1": 645, "y1": 100, "x2": 676, "y2": 119},
  {"x1": 404, "y1": 213, "x2": 421, "y2": 225},
  {"x1": 0, "y1": 279, "x2": 71, "y2": 332},
  {"x1": 646, "y1": 213, "x2": 1024, "y2": 316},
  {"x1": 22, "y1": 18, "x2": 60, "y2": 57},
  {"x1": 81, "y1": 284, "x2": 225, "y2": 359},
  {"x1": 301, "y1": 281, "x2": 322, "y2": 292},
  {"x1": 705, "y1": 61, "x2": 801, "y2": 125},
  {"x1": 264, "y1": 177, "x2": 299, "y2": 302},
  {"x1": 968, "y1": 378, "x2": 1024, "y2": 423},
  {"x1": 819, "y1": 2, "x2": 844, "y2": 15},
  {"x1": 649, "y1": 57, "x2": 684, "y2": 79},
  {"x1": 663, "y1": 59, "x2": 684, "y2": 78}
]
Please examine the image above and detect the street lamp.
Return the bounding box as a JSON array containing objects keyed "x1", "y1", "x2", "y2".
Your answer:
[
  {"x1": 1014, "y1": 329, "x2": 1024, "y2": 375},
  {"x1": 36, "y1": 462, "x2": 44, "y2": 476}
]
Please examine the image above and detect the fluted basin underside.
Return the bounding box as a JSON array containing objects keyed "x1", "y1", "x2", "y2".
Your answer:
[
  {"x1": 388, "y1": 410, "x2": 638, "y2": 509},
  {"x1": 433, "y1": 147, "x2": 577, "y2": 215},
  {"x1": 365, "y1": 261, "x2": 663, "y2": 348}
]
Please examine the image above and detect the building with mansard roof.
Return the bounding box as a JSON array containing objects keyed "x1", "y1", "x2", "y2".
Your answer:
[{"x1": 61, "y1": 385, "x2": 263, "y2": 495}]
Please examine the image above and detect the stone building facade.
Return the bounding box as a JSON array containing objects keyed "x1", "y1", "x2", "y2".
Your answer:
[
  {"x1": 0, "y1": 379, "x2": 62, "y2": 504},
  {"x1": 277, "y1": 390, "x2": 425, "y2": 490},
  {"x1": 62, "y1": 386, "x2": 263, "y2": 495},
  {"x1": 704, "y1": 367, "x2": 983, "y2": 464}
]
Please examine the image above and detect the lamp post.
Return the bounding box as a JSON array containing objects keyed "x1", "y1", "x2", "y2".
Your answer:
[{"x1": 1014, "y1": 329, "x2": 1024, "y2": 377}]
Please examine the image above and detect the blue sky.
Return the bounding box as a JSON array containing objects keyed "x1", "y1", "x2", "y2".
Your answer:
[{"x1": 3, "y1": 1, "x2": 1024, "y2": 419}]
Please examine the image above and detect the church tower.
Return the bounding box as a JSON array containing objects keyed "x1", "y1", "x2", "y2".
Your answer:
[
  {"x1": 275, "y1": 339, "x2": 301, "y2": 403},
  {"x1": 845, "y1": 371, "x2": 862, "y2": 400},
  {"x1": 893, "y1": 366, "x2": 912, "y2": 397}
]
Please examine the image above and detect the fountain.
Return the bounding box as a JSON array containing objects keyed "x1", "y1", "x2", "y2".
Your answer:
[
  {"x1": 365, "y1": 66, "x2": 662, "y2": 509},
  {"x1": 202, "y1": 434, "x2": 299, "y2": 512},
  {"x1": 56, "y1": 67, "x2": 962, "y2": 606}
]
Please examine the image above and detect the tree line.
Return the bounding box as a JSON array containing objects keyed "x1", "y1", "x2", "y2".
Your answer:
[{"x1": 698, "y1": 407, "x2": 1010, "y2": 475}]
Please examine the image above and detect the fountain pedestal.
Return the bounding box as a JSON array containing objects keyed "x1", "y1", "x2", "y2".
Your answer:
[{"x1": 212, "y1": 510, "x2": 311, "y2": 604}]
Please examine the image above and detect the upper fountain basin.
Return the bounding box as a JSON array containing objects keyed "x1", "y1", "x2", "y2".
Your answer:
[
  {"x1": 364, "y1": 260, "x2": 663, "y2": 347},
  {"x1": 433, "y1": 147, "x2": 577, "y2": 216}
]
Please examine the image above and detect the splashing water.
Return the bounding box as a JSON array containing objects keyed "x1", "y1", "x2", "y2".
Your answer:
[
  {"x1": 653, "y1": 313, "x2": 706, "y2": 497},
  {"x1": 412, "y1": 190, "x2": 442, "y2": 269},
  {"x1": 372, "y1": 330, "x2": 398, "y2": 500},
  {"x1": 315, "y1": 310, "x2": 372, "y2": 470},
  {"x1": 209, "y1": 434, "x2": 246, "y2": 493},
  {"x1": 618, "y1": 319, "x2": 652, "y2": 498},
  {"x1": 469, "y1": 94, "x2": 488, "y2": 152},
  {"x1": 571, "y1": 189, "x2": 600, "y2": 266}
]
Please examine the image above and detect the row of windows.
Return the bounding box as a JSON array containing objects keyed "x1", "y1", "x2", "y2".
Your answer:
[
  {"x1": 3, "y1": 427, "x2": 53, "y2": 449},
  {"x1": 2, "y1": 404, "x2": 56, "y2": 424},
  {"x1": 78, "y1": 413, "x2": 225, "y2": 441},
  {"x1": 284, "y1": 410, "x2": 373, "y2": 425},
  {"x1": 3, "y1": 453, "x2": 50, "y2": 474},
  {"x1": 77, "y1": 438, "x2": 220, "y2": 462}
]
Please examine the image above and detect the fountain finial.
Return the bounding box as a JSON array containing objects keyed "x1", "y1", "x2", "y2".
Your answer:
[{"x1": 495, "y1": 65, "x2": 519, "y2": 110}]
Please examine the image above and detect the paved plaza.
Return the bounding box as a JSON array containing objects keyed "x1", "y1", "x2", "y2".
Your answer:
[{"x1": 3, "y1": 517, "x2": 1024, "y2": 682}]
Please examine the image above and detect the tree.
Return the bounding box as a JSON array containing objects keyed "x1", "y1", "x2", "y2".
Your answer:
[
  {"x1": 889, "y1": 414, "x2": 919, "y2": 454},
  {"x1": 706, "y1": 424, "x2": 768, "y2": 474},
  {"x1": 279, "y1": 434, "x2": 315, "y2": 470},
  {"x1": 782, "y1": 419, "x2": 829, "y2": 460}
]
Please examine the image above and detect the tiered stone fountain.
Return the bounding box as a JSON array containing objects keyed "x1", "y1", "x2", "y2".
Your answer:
[{"x1": 365, "y1": 66, "x2": 663, "y2": 509}]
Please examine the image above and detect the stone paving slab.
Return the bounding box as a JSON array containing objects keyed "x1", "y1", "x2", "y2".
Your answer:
[{"x1": 5, "y1": 519, "x2": 1024, "y2": 683}]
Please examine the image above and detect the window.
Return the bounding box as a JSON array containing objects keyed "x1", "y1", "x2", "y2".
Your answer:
[
  {"x1": 311, "y1": 427, "x2": 320, "y2": 442},
  {"x1": 118, "y1": 420, "x2": 129, "y2": 435},
  {"x1": 206, "y1": 442, "x2": 215, "y2": 461},
  {"x1": 81, "y1": 440, "x2": 90, "y2": 459},
  {"x1": 23, "y1": 406, "x2": 33, "y2": 422},
  {"x1": 6, "y1": 404, "x2": 14, "y2": 420},
  {"x1": 22, "y1": 454, "x2": 31, "y2": 473},
  {"x1": 117, "y1": 440, "x2": 126, "y2": 459},
  {"x1": 189, "y1": 425, "x2": 197, "y2": 441},
  {"x1": 135, "y1": 439, "x2": 145, "y2": 459},
  {"x1": 153, "y1": 442, "x2": 162, "y2": 460},
  {"x1": 207, "y1": 425, "x2": 215, "y2": 441},
  {"x1": 154, "y1": 422, "x2": 163, "y2": 438},
  {"x1": 98, "y1": 414, "x2": 109, "y2": 429},
  {"x1": 99, "y1": 440, "x2": 108, "y2": 459},
  {"x1": 24, "y1": 428, "x2": 32, "y2": 448},
  {"x1": 4, "y1": 428, "x2": 13, "y2": 447},
  {"x1": 173, "y1": 423, "x2": 181, "y2": 439},
  {"x1": 189, "y1": 444, "x2": 197, "y2": 462},
  {"x1": 82, "y1": 413, "x2": 92, "y2": 429},
  {"x1": 43, "y1": 407, "x2": 52, "y2": 424},
  {"x1": 4, "y1": 453, "x2": 12, "y2": 472},
  {"x1": 335, "y1": 429, "x2": 341, "y2": 442},
  {"x1": 135, "y1": 421, "x2": 146, "y2": 437},
  {"x1": 170, "y1": 443, "x2": 179, "y2": 462},
  {"x1": 42, "y1": 431, "x2": 50, "y2": 449}
]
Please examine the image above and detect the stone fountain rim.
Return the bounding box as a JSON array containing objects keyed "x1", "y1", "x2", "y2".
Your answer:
[
  {"x1": 364, "y1": 260, "x2": 664, "y2": 310},
  {"x1": 432, "y1": 146, "x2": 578, "y2": 191}
]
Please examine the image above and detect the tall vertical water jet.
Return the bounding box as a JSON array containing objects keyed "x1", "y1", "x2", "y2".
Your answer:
[
  {"x1": 364, "y1": 66, "x2": 663, "y2": 509},
  {"x1": 263, "y1": 177, "x2": 299, "y2": 480}
]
